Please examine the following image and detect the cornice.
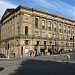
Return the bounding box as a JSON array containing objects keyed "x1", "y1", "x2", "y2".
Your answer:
[
  {"x1": 32, "y1": 8, "x2": 75, "y2": 23},
  {"x1": 1, "y1": 5, "x2": 75, "y2": 23}
]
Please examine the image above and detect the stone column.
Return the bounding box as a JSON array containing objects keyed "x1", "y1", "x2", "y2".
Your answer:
[
  {"x1": 31, "y1": 14, "x2": 35, "y2": 36},
  {"x1": 20, "y1": 12, "x2": 24, "y2": 34}
]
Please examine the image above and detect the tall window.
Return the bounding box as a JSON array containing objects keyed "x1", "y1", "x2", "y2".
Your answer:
[
  {"x1": 18, "y1": 26, "x2": 19, "y2": 35},
  {"x1": 37, "y1": 41, "x2": 39, "y2": 45},
  {"x1": 54, "y1": 34, "x2": 56, "y2": 38},
  {"x1": 64, "y1": 35, "x2": 67, "y2": 40},
  {"x1": 42, "y1": 32, "x2": 45, "y2": 37},
  {"x1": 25, "y1": 26, "x2": 28, "y2": 35},
  {"x1": 35, "y1": 18, "x2": 38, "y2": 28},
  {"x1": 48, "y1": 21, "x2": 51, "y2": 30},
  {"x1": 48, "y1": 33, "x2": 51, "y2": 38},
  {"x1": 64, "y1": 25, "x2": 66, "y2": 33},
  {"x1": 42, "y1": 20, "x2": 45, "y2": 29},
  {"x1": 72, "y1": 27, "x2": 74, "y2": 34},
  {"x1": 25, "y1": 40, "x2": 28, "y2": 45},
  {"x1": 54, "y1": 22, "x2": 56, "y2": 32},
  {"x1": 68, "y1": 35, "x2": 71, "y2": 40},
  {"x1": 35, "y1": 32, "x2": 38, "y2": 36},
  {"x1": 68, "y1": 26, "x2": 70, "y2": 33},
  {"x1": 59, "y1": 34, "x2": 62, "y2": 39}
]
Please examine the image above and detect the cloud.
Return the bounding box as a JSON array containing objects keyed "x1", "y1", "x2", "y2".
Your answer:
[
  {"x1": 0, "y1": 1, "x2": 17, "y2": 19},
  {"x1": 33, "y1": 0, "x2": 75, "y2": 20},
  {"x1": 0, "y1": 0, "x2": 74, "y2": 20}
]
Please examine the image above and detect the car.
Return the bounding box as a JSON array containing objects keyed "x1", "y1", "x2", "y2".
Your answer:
[{"x1": 0, "y1": 54, "x2": 6, "y2": 58}]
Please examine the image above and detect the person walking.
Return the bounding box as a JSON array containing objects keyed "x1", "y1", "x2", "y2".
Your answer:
[
  {"x1": 13, "y1": 53, "x2": 16, "y2": 57},
  {"x1": 67, "y1": 54, "x2": 70, "y2": 62}
]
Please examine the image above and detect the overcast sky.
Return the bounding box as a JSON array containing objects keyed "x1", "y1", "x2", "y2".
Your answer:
[{"x1": 0, "y1": 0, "x2": 75, "y2": 20}]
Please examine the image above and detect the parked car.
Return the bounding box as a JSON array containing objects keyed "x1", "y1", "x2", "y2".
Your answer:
[
  {"x1": 37, "y1": 52, "x2": 42, "y2": 56},
  {"x1": 0, "y1": 54, "x2": 6, "y2": 58}
]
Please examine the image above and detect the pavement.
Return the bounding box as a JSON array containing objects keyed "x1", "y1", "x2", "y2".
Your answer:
[
  {"x1": 0, "y1": 54, "x2": 75, "y2": 75},
  {"x1": 0, "y1": 58, "x2": 25, "y2": 75}
]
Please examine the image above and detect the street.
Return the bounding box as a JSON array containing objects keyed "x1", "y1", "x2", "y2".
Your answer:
[{"x1": 0, "y1": 54, "x2": 75, "y2": 75}]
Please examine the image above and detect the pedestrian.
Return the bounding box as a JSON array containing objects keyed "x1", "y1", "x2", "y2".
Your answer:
[
  {"x1": 67, "y1": 54, "x2": 70, "y2": 62},
  {"x1": 13, "y1": 53, "x2": 15, "y2": 57},
  {"x1": 30, "y1": 51, "x2": 32, "y2": 56}
]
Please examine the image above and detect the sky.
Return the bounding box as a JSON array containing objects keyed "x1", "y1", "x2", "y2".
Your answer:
[{"x1": 0, "y1": 0, "x2": 75, "y2": 20}]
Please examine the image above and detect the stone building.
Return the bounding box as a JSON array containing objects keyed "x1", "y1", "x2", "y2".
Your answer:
[{"x1": 0, "y1": 5, "x2": 75, "y2": 57}]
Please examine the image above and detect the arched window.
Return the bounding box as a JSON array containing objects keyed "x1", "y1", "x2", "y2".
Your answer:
[
  {"x1": 48, "y1": 21, "x2": 51, "y2": 30},
  {"x1": 18, "y1": 26, "x2": 19, "y2": 35},
  {"x1": 54, "y1": 22, "x2": 57, "y2": 32},
  {"x1": 42, "y1": 20, "x2": 45, "y2": 29},
  {"x1": 25, "y1": 26, "x2": 28, "y2": 35},
  {"x1": 68, "y1": 26, "x2": 70, "y2": 33},
  {"x1": 64, "y1": 25, "x2": 66, "y2": 33},
  {"x1": 72, "y1": 27, "x2": 74, "y2": 34},
  {"x1": 59, "y1": 24, "x2": 62, "y2": 32},
  {"x1": 35, "y1": 18, "x2": 38, "y2": 28}
]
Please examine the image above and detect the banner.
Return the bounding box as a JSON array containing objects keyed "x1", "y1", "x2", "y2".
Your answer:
[{"x1": 56, "y1": 38, "x2": 58, "y2": 45}]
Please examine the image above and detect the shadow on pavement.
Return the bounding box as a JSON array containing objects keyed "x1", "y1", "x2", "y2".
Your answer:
[
  {"x1": 0, "y1": 67, "x2": 4, "y2": 71},
  {"x1": 10, "y1": 59, "x2": 75, "y2": 75}
]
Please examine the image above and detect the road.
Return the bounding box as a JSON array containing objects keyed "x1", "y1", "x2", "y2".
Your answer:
[{"x1": 0, "y1": 54, "x2": 75, "y2": 75}]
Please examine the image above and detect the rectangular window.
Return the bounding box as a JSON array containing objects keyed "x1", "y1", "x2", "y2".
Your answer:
[
  {"x1": 59, "y1": 29, "x2": 61, "y2": 32},
  {"x1": 35, "y1": 32, "x2": 38, "y2": 36},
  {"x1": 68, "y1": 26, "x2": 70, "y2": 33},
  {"x1": 35, "y1": 18, "x2": 38, "y2": 28},
  {"x1": 37, "y1": 41, "x2": 39, "y2": 45},
  {"x1": 54, "y1": 23, "x2": 56, "y2": 32},
  {"x1": 18, "y1": 26, "x2": 19, "y2": 35},
  {"x1": 42, "y1": 32, "x2": 45, "y2": 37},
  {"x1": 48, "y1": 21, "x2": 51, "y2": 30},
  {"x1": 72, "y1": 27, "x2": 74, "y2": 34},
  {"x1": 44, "y1": 41, "x2": 46, "y2": 45},
  {"x1": 64, "y1": 25, "x2": 66, "y2": 33},
  {"x1": 68, "y1": 35, "x2": 71, "y2": 40},
  {"x1": 48, "y1": 33, "x2": 51, "y2": 38},
  {"x1": 54, "y1": 34, "x2": 56, "y2": 38},
  {"x1": 25, "y1": 40, "x2": 28, "y2": 45},
  {"x1": 64, "y1": 35, "x2": 67, "y2": 40},
  {"x1": 59, "y1": 34, "x2": 62, "y2": 39}
]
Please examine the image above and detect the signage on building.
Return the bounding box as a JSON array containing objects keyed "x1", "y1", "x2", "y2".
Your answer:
[
  {"x1": 53, "y1": 38, "x2": 58, "y2": 46},
  {"x1": 25, "y1": 49, "x2": 29, "y2": 54}
]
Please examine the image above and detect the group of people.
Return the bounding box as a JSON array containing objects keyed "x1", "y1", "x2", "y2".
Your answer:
[{"x1": 29, "y1": 51, "x2": 42, "y2": 57}]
